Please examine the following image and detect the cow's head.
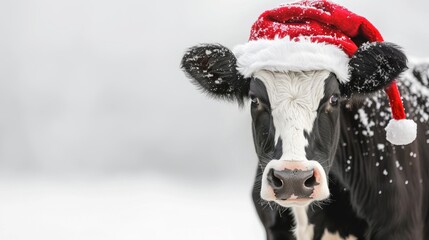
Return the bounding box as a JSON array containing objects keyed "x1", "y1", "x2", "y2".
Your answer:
[{"x1": 181, "y1": 42, "x2": 407, "y2": 207}]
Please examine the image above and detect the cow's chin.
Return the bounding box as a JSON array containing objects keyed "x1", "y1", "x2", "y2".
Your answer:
[
  {"x1": 274, "y1": 199, "x2": 314, "y2": 207},
  {"x1": 260, "y1": 160, "x2": 330, "y2": 207}
]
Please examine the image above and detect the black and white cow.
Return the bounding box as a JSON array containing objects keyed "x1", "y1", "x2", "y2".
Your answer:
[{"x1": 181, "y1": 43, "x2": 429, "y2": 240}]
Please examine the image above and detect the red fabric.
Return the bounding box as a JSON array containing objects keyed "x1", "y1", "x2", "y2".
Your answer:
[
  {"x1": 385, "y1": 81, "x2": 406, "y2": 120},
  {"x1": 249, "y1": 0, "x2": 383, "y2": 57},
  {"x1": 248, "y1": 0, "x2": 407, "y2": 121}
]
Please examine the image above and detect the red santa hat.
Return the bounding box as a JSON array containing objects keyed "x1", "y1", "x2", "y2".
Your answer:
[{"x1": 233, "y1": 0, "x2": 417, "y2": 145}]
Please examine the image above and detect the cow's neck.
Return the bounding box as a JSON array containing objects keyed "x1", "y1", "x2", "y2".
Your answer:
[
  {"x1": 332, "y1": 98, "x2": 410, "y2": 202},
  {"x1": 333, "y1": 102, "x2": 371, "y2": 188},
  {"x1": 292, "y1": 206, "x2": 314, "y2": 239}
]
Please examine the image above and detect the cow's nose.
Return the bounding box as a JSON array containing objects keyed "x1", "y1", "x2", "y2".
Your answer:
[{"x1": 267, "y1": 168, "x2": 317, "y2": 200}]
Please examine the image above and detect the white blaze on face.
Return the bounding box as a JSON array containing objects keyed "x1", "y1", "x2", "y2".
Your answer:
[{"x1": 254, "y1": 70, "x2": 330, "y2": 161}]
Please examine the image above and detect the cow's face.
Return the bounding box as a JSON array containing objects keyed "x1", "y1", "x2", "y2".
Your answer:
[
  {"x1": 181, "y1": 43, "x2": 407, "y2": 207},
  {"x1": 249, "y1": 70, "x2": 341, "y2": 206}
]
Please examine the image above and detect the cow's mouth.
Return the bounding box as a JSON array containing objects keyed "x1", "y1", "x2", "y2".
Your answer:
[
  {"x1": 274, "y1": 198, "x2": 314, "y2": 207},
  {"x1": 260, "y1": 160, "x2": 330, "y2": 207}
]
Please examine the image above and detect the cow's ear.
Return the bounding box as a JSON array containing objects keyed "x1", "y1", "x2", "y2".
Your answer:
[
  {"x1": 342, "y1": 42, "x2": 408, "y2": 96},
  {"x1": 181, "y1": 44, "x2": 250, "y2": 105}
]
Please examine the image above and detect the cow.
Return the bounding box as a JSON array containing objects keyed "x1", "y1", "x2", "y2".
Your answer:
[{"x1": 180, "y1": 1, "x2": 429, "y2": 239}]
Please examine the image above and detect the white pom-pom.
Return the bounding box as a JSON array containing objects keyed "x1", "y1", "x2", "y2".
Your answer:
[{"x1": 385, "y1": 119, "x2": 417, "y2": 145}]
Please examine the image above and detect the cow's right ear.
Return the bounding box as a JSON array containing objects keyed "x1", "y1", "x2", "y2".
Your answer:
[
  {"x1": 342, "y1": 42, "x2": 408, "y2": 97},
  {"x1": 180, "y1": 44, "x2": 250, "y2": 105}
]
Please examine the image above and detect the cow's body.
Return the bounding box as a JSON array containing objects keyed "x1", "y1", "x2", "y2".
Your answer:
[
  {"x1": 251, "y1": 63, "x2": 429, "y2": 240},
  {"x1": 180, "y1": 2, "x2": 428, "y2": 238}
]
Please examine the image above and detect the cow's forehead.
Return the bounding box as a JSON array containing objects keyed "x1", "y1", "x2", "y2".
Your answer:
[{"x1": 253, "y1": 70, "x2": 331, "y2": 108}]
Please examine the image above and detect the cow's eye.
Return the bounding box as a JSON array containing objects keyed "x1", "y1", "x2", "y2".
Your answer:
[
  {"x1": 329, "y1": 94, "x2": 339, "y2": 106},
  {"x1": 251, "y1": 96, "x2": 260, "y2": 105}
]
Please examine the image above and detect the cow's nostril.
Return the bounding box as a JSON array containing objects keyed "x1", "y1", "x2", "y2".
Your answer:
[
  {"x1": 268, "y1": 169, "x2": 283, "y2": 188},
  {"x1": 304, "y1": 172, "x2": 317, "y2": 188}
]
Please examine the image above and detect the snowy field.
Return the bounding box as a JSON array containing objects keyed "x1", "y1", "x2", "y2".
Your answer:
[{"x1": 0, "y1": 175, "x2": 264, "y2": 240}]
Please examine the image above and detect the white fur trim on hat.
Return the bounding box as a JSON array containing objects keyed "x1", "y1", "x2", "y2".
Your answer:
[
  {"x1": 385, "y1": 119, "x2": 417, "y2": 145},
  {"x1": 233, "y1": 37, "x2": 350, "y2": 83}
]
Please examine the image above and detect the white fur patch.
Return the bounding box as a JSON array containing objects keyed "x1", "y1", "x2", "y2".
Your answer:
[
  {"x1": 233, "y1": 37, "x2": 350, "y2": 83},
  {"x1": 291, "y1": 208, "x2": 359, "y2": 240},
  {"x1": 321, "y1": 229, "x2": 358, "y2": 240},
  {"x1": 293, "y1": 207, "x2": 314, "y2": 240}
]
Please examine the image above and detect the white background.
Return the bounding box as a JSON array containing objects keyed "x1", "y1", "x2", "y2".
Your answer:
[{"x1": 0, "y1": 0, "x2": 428, "y2": 239}]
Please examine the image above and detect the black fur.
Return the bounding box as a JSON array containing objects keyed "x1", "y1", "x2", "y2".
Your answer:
[
  {"x1": 308, "y1": 175, "x2": 367, "y2": 240},
  {"x1": 248, "y1": 67, "x2": 429, "y2": 240},
  {"x1": 180, "y1": 44, "x2": 250, "y2": 105},
  {"x1": 304, "y1": 73, "x2": 341, "y2": 175},
  {"x1": 181, "y1": 42, "x2": 429, "y2": 239},
  {"x1": 345, "y1": 42, "x2": 408, "y2": 96},
  {"x1": 412, "y1": 63, "x2": 429, "y2": 86}
]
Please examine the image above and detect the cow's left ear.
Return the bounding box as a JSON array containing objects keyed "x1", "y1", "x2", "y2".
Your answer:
[
  {"x1": 343, "y1": 42, "x2": 408, "y2": 96},
  {"x1": 181, "y1": 44, "x2": 250, "y2": 105}
]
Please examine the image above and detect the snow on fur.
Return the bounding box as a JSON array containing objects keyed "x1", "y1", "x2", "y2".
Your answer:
[
  {"x1": 355, "y1": 62, "x2": 429, "y2": 146},
  {"x1": 181, "y1": 44, "x2": 249, "y2": 104},
  {"x1": 348, "y1": 42, "x2": 408, "y2": 93}
]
